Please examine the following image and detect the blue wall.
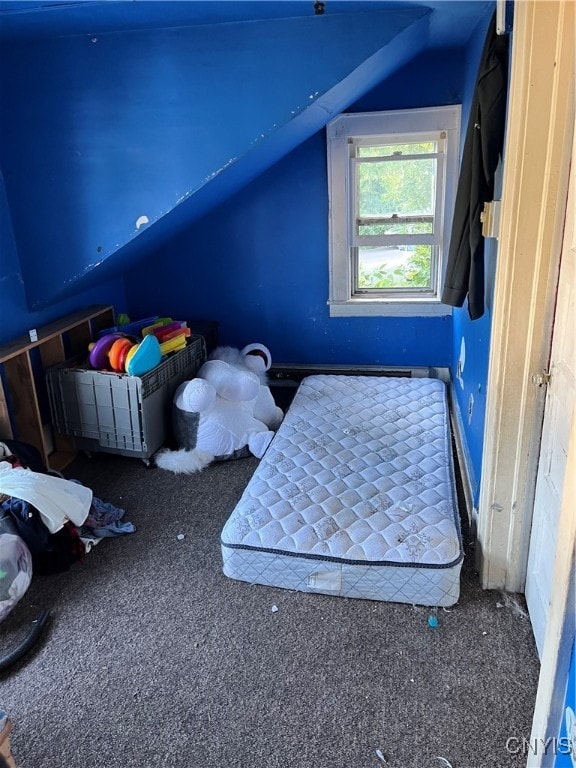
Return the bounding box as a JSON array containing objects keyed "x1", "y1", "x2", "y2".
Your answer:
[
  {"x1": 555, "y1": 638, "x2": 576, "y2": 767},
  {"x1": 450, "y1": 237, "x2": 496, "y2": 501},
  {"x1": 125, "y1": 47, "x2": 473, "y2": 366},
  {"x1": 448, "y1": 9, "x2": 496, "y2": 504},
  {"x1": 126, "y1": 131, "x2": 449, "y2": 366},
  {"x1": 0, "y1": 2, "x2": 492, "y2": 373},
  {"x1": 0, "y1": 7, "x2": 430, "y2": 313},
  {"x1": 0, "y1": 170, "x2": 126, "y2": 345},
  {"x1": 0, "y1": 2, "x2": 494, "y2": 397}
]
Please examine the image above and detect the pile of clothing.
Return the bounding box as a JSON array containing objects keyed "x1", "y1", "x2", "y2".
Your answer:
[{"x1": 0, "y1": 440, "x2": 135, "y2": 622}]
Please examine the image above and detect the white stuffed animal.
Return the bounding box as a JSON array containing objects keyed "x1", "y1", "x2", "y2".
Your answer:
[
  {"x1": 154, "y1": 343, "x2": 283, "y2": 474},
  {"x1": 212, "y1": 343, "x2": 284, "y2": 430}
]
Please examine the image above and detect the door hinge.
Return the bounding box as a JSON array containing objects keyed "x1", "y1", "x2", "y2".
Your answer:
[{"x1": 531, "y1": 370, "x2": 551, "y2": 387}]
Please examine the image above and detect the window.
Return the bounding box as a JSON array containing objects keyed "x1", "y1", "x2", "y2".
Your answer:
[{"x1": 326, "y1": 106, "x2": 460, "y2": 316}]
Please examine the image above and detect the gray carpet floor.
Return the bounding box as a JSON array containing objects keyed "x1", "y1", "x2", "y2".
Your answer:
[{"x1": 0, "y1": 451, "x2": 540, "y2": 768}]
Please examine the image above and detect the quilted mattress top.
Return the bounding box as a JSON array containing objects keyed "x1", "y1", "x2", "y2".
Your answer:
[{"x1": 221, "y1": 375, "x2": 463, "y2": 568}]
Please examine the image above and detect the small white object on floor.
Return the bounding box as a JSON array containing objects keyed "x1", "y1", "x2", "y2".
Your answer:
[
  {"x1": 271, "y1": 605, "x2": 279, "y2": 613},
  {"x1": 375, "y1": 748, "x2": 387, "y2": 764},
  {"x1": 435, "y1": 757, "x2": 454, "y2": 768},
  {"x1": 177, "y1": 533, "x2": 185, "y2": 541},
  {"x1": 79, "y1": 535, "x2": 102, "y2": 553}
]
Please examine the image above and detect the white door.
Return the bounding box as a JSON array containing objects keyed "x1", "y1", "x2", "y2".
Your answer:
[{"x1": 525, "y1": 130, "x2": 576, "y2": 659}]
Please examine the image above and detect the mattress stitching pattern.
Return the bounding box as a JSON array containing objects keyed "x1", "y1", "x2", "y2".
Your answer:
[{"x1": 221, "y1": 375, "x2": 463, "y2": 569}]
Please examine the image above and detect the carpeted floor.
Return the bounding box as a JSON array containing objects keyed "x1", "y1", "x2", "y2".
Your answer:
[{"x1": 0, "y1": 450, "x2": 540, "y2": 768}]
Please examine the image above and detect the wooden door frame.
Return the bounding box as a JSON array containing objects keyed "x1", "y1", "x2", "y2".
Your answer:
[
  {"x1": 477, "y1": 2, "x2": 575, "y2": 760},
  {"x1": 529, "y1": 418, "x2": 576, "y2": 765},
  {"x1": 477, "y1": 0, "x2": 574, "y2": 593}
]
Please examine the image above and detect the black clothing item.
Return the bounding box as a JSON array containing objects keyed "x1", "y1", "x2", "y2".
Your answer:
[
  {"x1": 1, "y1": 497, "x2": 51, "y2": 554},
  {"x1": 441, "y1": 12, "x2": 509, "y2": 320},
  {"x1": 2, "y1": 438, "x2": 45, "y2": 473}
]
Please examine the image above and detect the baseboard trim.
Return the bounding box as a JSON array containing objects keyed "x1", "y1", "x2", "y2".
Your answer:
[
  {"x1": 270, "y1": 364, "x2": 447, "y2": 383},
  {"x1": 448, "y1": 382, "x2": 476, "y2": 533}
]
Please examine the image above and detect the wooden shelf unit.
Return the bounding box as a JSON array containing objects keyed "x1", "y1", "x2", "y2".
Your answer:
[{"x1": 0, "y1": 305, "x2": 115, "y2": 470}]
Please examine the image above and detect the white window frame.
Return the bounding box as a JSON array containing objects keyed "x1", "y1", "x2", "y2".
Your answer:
[{"x1": 326, "y1": 106, "x2": 461, "y2": 317}]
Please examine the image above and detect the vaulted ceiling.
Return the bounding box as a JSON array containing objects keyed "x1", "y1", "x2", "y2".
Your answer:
[{"x1": 0, "y1": 1, "x2": 492, "y2": 309}]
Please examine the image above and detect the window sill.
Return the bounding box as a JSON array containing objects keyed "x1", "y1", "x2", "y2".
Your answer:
[{"x1": 328, "y1": 298, "x2": 452, "y2": 318}]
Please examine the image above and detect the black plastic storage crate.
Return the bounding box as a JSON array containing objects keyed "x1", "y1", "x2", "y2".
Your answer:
[{"x1": 46, "y1": 335, "x2": 206, "y2": 460}]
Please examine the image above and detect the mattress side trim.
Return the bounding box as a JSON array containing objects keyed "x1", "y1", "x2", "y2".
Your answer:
[{"x1": 220, "y1": 539, "x2": 465, "y2": 570}]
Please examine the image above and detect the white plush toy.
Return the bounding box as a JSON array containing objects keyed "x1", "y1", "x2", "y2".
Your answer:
[{"x1": 154, "y1": 343, "x2": 283, "y2": 474}]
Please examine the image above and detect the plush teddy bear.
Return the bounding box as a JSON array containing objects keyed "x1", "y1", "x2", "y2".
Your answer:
[{"x1": 154, "y1": 343, "x2": 283, "y2": 474}]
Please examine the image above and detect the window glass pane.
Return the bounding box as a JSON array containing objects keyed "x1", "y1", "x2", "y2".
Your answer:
[
  {"x1": 358, "y1": 220, "x2": 432, "y2": 236},
  {"x1": 357, "y1": 157, "x2": 437, "y2": 223},
  {"x1": 357, "y1": 245, "x2": 432, "y2": 289},
  {"x1": 357, "y1": 142, "x2": 436, "y2": 157}
]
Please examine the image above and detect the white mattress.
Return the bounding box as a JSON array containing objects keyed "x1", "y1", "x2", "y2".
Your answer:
[{"x1": 221, "y1": 375, "x2": 463, "y2": 606}]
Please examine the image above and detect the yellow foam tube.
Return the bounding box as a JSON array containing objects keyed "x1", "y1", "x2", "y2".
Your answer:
[
  {"x1": 124, "y1": 344, "x2": 138, "y2": 371},
  {"x1": 160, "y1": 335, "x2": 187, "y2": 355}
]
